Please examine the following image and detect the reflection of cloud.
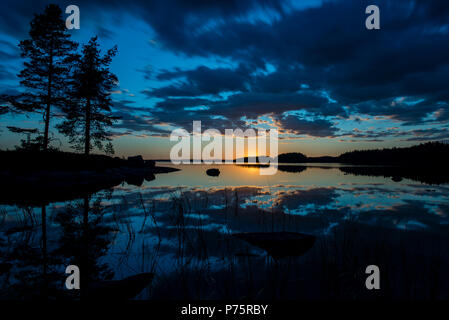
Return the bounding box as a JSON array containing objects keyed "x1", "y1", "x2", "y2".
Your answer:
[
  {"x1": 84, "y1": 176, "x2": 449, "y2": 272},
  {"x1": 274, "y1": 187, "x2": 338, "y2": 211}
]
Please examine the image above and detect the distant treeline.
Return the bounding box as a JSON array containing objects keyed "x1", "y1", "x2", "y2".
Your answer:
[
  {"x1": 237, "y1": 142, "x2": 449, "y2": 167},
  {"x1": 235, "y1": 154, "x2": 337, "y2": 163},
  {"x1": 337, "y1": 141, "x2": 449, "y2": 166}
]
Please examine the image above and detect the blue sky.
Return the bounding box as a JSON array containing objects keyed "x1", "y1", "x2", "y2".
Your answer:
[{"x1": 1, "y1": 0, "x2": 449, "y2": 158}]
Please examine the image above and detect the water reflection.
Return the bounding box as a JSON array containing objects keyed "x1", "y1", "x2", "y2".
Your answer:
[{"x1": 1, "y1": 164, "x2": 449, "y2": 299}]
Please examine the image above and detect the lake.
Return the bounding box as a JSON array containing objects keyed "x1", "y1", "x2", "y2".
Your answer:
[{"x1": 1, "y1": 163, "x2": 449, "y2": 300}]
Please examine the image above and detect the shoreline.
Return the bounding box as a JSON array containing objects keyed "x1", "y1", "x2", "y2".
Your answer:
[{"x1": 0, "y1": 165, "x2": 180, "y2": 206}]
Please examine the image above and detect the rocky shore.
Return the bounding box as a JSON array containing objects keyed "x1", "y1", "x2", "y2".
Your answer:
[{"x1": 0, "y1": 151, "x2": 179, "y2": 205}]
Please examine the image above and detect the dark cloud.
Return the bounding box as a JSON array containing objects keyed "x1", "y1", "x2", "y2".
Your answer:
[
  {"x1": 1, "y1": 0, "x2": 449, "y2": 139},
  {"x1": 96, "y1": 25, "x2": 115, "y2": 40},
  {"x1": 111, "y1": 99, "x2": 169, "y2": 134},
  {"x1": 277, "y1": 115, "x2": 338, "y2": 137},
  {"x1": 0, "y1": 39, "x2": 20, "y2": 60},
  {"x1": 0, "y1": 0, "x2": 283, "y2": 37},
  {"x1": 142, "y1": 90, "x2": 343, "y2": 136},
  {"x1": 0, "y1": 67, "x2": 16, "y2": 81},
  {"x1": 0, "y1": 39, "x2": 20, "y2": 81},
  {"x1": 404, "y1": 127, "x2": 449, "y2": 142},
  {"x1": 151, "y1": 64, "x2": 251, "y2": 97},
  {"x1": 141, "y1": 0, "x2": 449, "y2": 129}
]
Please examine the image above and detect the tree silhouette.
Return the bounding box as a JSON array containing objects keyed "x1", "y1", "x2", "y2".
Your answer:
[
  {"x1": 7, "y1": 126, "x2": 41, "y2": 151},
  {"x1": 13, "y1": 4, "x2": 77, "y2": 151},
  {"x1": 104, "y1": 141, "x2": 115, "y2": 156},
  {"x1": 58, "y1": 37, "x2": 118, "y2": 155}
]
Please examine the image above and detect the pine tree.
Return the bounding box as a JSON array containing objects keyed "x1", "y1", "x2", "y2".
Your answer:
[
  {"x1": 7, "y1": 126, "x2": 41, "y2": 151},
  {"x1": 104, "y1": 142, "x2": 115, "y2": 156},
  {"x1": 13, "y1": 4, "x2": 77, "y2": 151},
  {"x1": 58, "y1": 37, "x2": 118, "y2": 155}
]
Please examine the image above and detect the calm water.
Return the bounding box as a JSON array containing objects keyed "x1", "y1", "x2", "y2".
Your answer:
[{"x1": 1, "y1": 163, "x2": 449, "y2": 299}]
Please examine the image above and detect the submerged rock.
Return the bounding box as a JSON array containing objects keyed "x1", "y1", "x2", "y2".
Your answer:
[
  {"x1": 206, "y1": 168, "x2": 220, "y2": 177},
  {"x1": 233, "y1": 232, "x2": 316, "y2": 259},
  {"x1": 88, "y1": 272, "x2": 154, "y2": 300},
  {"x1": 144, "y1": 172, "x2": 156, "y2": 182}
]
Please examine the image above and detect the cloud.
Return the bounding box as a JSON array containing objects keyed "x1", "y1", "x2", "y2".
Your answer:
[
  {"x1": 140, "y1": 0, "x2": 449, "y2": 128},
  {"x1": 110, "y1": 100, "x2": 170, "y2": 135},
  {"x1": 151, "y1": 64, "x2": 251, "y2": 97},
  {"x1": 1, "y1": 0, "x2": 449, "y2": 140},
  {"x1": 276, "y1": 115, "x2": 338, "y2": 137}
]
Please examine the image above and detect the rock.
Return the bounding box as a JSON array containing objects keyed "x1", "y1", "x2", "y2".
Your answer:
[
  {"x1": 127, "y1": 155, "x2": 145, "y2": 168},
  {"x1": 144, "y1": 159, "x2": 155, "y2": 168},
  {"x1": 144, "y1": 172, "x2": 155, "y2": 182},
  {"x1": 206, "y1": 168, "x2": 220, "y2": 177}
]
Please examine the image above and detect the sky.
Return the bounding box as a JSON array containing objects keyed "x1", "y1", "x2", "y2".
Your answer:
[{"x1": 0, "y1": 0, "x2": 449, "y2": 158}]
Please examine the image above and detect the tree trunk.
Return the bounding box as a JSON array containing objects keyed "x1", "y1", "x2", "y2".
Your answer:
[
  {"x1": 43, "y1": 48, "x2": 53, "y2": 152},
  {"x1": 84, "y1": 98, "x2": 91, "y2": 155},
  {"x1": 41, "y1": 205, "x2": 48, "y2": 299},
  {"x1": 82, "y1": 195, "x2": 89, "y2": 299},
  {"x1": 43, "y1": 102, "x2": 51, "y2": 151}
]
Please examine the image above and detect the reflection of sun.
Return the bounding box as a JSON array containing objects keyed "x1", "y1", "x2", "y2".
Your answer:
[
  {"x1": 244, "y1": 167, "x2": 259, "y2": 174},
  {"x1": 246, "y1": 143, "x2": 258, "y2": 158}
]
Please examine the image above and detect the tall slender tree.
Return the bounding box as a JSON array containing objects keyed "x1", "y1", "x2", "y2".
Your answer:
[
  {"x1": 14, "y1": 4, "x2": 77, "y2": 151},
  {"x1": 58, "y1": 37, "x2": 118, "y2": 155}
]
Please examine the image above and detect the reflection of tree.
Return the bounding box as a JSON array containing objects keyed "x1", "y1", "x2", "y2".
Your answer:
[
  {"x1": 339, "y1": 166, "x2": 449, "y2": 185},
  {"x1": 0, "y1": 194, "x2": 115, "y2": 299},
  {"x1": 54, "y1": 195, "x2": 115, "y2": 298},
  {"x1": 0, "y1": 205, "x2": 62, "y2": 299}
]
